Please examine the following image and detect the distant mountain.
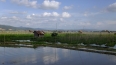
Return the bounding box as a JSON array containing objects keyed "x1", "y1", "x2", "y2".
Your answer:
[
  {"x1": 0, "y1": 24, "x2": 102, "y2": 31},
  {"x1": 56, "y1": 29, "x2": 101, "y2": 32},
  {"x1": 0, "y1": 25, "x2": 17, "y2": 30},
  {"x1": 78, "y1": 29, "x2": 101, "y2": 31},
  {"x1": 0, "y1": 25, "x2": 44, "y2": 31}
]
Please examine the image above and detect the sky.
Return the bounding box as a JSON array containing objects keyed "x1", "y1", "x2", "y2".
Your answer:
[{"x1": 0, "y1": 0, "x2": 116, "y2": 30}]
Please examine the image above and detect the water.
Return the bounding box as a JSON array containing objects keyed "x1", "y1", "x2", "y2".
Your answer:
[
  {"x1": 14, "y1": 40, "x2": 31, "y2": 42},
  {"x1": 0, "y1": 46, "x2": 116, "y2": 65}
]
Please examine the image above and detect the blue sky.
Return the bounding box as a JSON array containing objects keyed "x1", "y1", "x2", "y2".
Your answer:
[{"x1": 0, "y1": 0, "x2": 116, "y2": 30}]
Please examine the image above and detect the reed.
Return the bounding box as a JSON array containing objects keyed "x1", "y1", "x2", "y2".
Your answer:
[{"x1": 0, "y1": 31, "x2": 116, "y2": 48}]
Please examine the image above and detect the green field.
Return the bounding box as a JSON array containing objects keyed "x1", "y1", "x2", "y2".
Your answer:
[{"x1": 0, "y1": 31, "x2": 116, "y2": 48}]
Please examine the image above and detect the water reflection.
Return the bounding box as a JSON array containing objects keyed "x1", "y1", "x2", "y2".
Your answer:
[
  {"x1": 14, "y1": 40, "x2": 31, "y2": 42},
  {"x1": 42, "y1": 47, "x2": 59, "y2": 65},
  {"x1": 0, "y1": 46, "x2": 116, "y2": 65},
  {"x1": 61, "y1": 49, "x2": 70, "y2": 57}
]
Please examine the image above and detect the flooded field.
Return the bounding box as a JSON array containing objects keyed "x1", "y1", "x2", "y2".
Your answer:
[{"x1": 0, "y1": 45, "x2": 116, "y2": 65}]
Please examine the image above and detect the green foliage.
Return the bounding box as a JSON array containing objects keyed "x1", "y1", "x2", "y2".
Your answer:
[
  {"x1": 51, "y1": 32, "x2": 58, "y2": 37},
  {"x1": 0, "y1": 32, "x2": 116, "y2": 47},
  {"x1": 0, "y1": 34, "x2": 33, "y2": 42},
  {"x1": 105, "y1": 43, "x2": 115, "y2": 47},
  {"x1": 114, "y1": 33, "x2": 116, "y2": 35}
]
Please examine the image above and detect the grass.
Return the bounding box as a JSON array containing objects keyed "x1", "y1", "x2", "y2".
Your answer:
[
  {"x1": 0, "y1": 31, "x2": 116, "y2": 48},
  {"x1": 0, "y1": 34, "x2": 33, "y2": 42}
]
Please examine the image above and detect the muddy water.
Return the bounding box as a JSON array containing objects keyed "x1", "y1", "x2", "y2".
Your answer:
[{"x1": 0, "y1": 46, "x2": 116, "y2": 65}]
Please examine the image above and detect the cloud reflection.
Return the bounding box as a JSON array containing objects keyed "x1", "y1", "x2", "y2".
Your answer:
[{"x1": 42, "y1": 47, "x2": 59, "y2": 65}]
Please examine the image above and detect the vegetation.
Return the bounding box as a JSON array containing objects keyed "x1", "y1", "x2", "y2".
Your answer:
[
  {"x1": 114, "y1": 33, "x2": 116, "y2": 35},
  {"x1": 0, "y1": 31, "x2": 116, "y2": 48},
  {"x1": 51, "y1": 32, "x2": 58, "y2": 37},
  {"x1": 0, "y1": 34, "x2": 33, "y2": 42}
]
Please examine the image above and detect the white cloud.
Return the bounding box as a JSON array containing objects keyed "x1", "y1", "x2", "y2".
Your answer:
[
  {"x1": 32, "y1": 13, "x2": 35, "y2": 16},
  {"x1": 106, "y1": 21, "x2": 116, "y2": 25},
  {"x1": 82, "y1": 12, "x2": 100, "y2": 17},
  {"x1": 11, "y1": 0, "x2": 38, "y2": 8},
  {"x1": 52, "y1": 12, "x2": 59, "y2": 17},
  {"x1": 12, "y1": 16, "x2": 19, "y2": 20},
  {"x1": 62, "y1": 12, "x2": 71, "y2": 18},
  {"x1": 1, "y1": 17, "x2": 7, "y2": 19},
  {"x1": 84, "y1": 13, "x2": 87, "y2": 16},
  {"x1": 11, "y1": 0, "x2": 60, "y2": 9},
  {"x1": 0, "y1": 0, "x2": 5, "y2": 2},
  {"x1": 41, "y1": 0, "x2": 60, "y2": 9},
  {"x1": 43, "y1": 12, "x2": 52, "y2": 17},
  {"x1": 43, "y1": 12, "x2": 59, "y2": 17},
  {"x1": 26, "y1": 15, "x2": 32, "y2": 19},
  {"x1": 43, "y1": 12, "x2": 71, "y2": 18},
  {"x1": 95, "y1": 21, "x2": 116, "y2": 30},
  {"x1": 26, "y1": 13, "x2": 39, "y2": 19},
  {"x1": 42, "y1": 12, "x2": 71, "y2": 18},
  {"x1": 79, "y1": 22, "x2": 91, "y2": 26},
  {"x1": 26, "y1": 23, "x2": 30, "y2": 26},
  {"x1": 63, "y1": 5, "x2": 73, "y2": 10},
  {"x1": 97, "y1": 22, "x2": 103, "y2": 26},
  {"x1": 1, "y1": 14, "x2": 116, "y2": 30},
  {"x1": 106, "y1": 2, "x2": 116, "y2": 12},
  {"x1": 9, "y1": 11, "x2": 27, "y2": 14},
  {"x1": 60, "y1": 18, "x2": 64, "y2": 22}
]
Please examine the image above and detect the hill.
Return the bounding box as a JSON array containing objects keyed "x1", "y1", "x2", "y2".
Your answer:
[
  {"x1": 0, "y1": 24, "x2": 102, "y2": 31},
  {"x1": 0, "y1": 25, "x2": 43, "y2": 31}
]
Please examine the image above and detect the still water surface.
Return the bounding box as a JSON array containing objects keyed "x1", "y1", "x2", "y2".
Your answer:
[{"x1": 0, "y1": 46, "x2": 116, "y2": 65}]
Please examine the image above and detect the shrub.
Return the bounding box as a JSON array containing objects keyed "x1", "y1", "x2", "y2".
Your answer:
[
  {"x1": 51, "y1": 32, "x2": 58, "y2": 37},
  {"x1": 114, "y1": 33, "x2": 116, "y2": 35}
]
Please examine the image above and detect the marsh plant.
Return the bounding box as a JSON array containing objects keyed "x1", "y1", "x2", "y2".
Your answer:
[{"x1": 0, "y1": 32, "x2": 116, "y2": 48}]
